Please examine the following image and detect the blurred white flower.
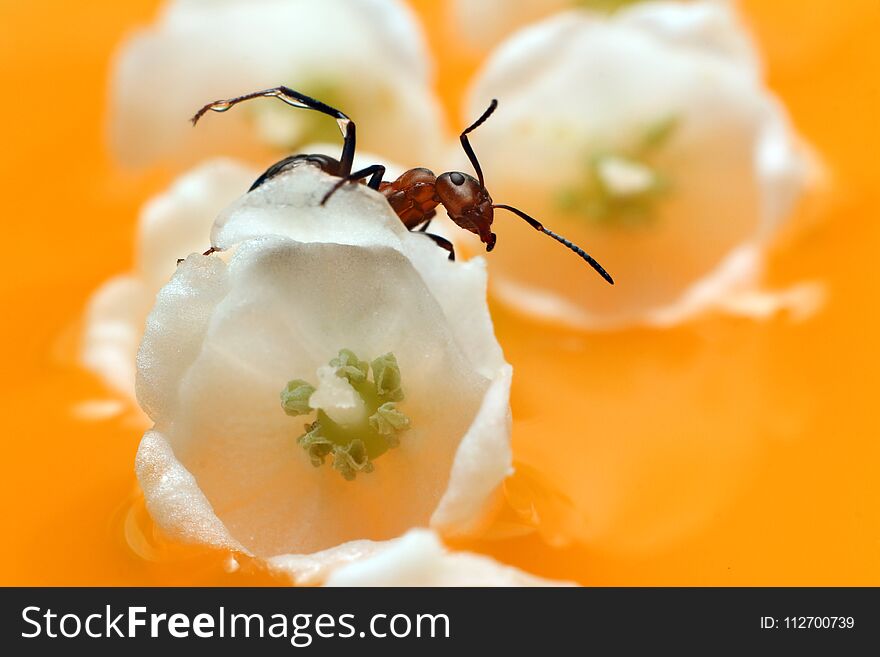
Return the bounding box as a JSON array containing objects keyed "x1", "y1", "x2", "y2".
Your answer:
[
  {"x1": 110, "y1": 0, "x2": 445, "y2": 168},
  {"x1": 82, "y1": 159, "x2": 257, "y2": 401},
  {"x1": 135, "y1": 165, "x2": 513, "y2": 582},
  {"x1": 322, "y1": 529, "x2": 570, "y2": 586},
  {"x1": 460, "y1": 1, "x2": 818, "y2": 328},
  {"x1": 452, "y1": 0, "x2": 722, "y2": 53},
  {"x1": 452, "y1": 0, "x2": 571, "y2": 52}
]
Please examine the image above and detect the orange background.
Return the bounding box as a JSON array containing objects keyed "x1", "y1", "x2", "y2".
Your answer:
[{"x1": 1, "y1": 0, "x2": 878, "y2": 585}]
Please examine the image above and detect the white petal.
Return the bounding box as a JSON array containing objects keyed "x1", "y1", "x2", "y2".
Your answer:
[
  {"x1": 135, "y1": 430, "x2": 246, "y2": 552},
  {"x1": 401, "y1": 240, "x2": 507, "y2": 380},
  {"x1": 82, "y1": 275, "x2": 152, "y2": 399},
  {"x1": 211, "y1": 164, "x2": 410, "y2": 251},
  {"x1": 110, "y1": 0, "x2": 444, "y2": 167},
  {"x1": 138, "y1": 158, "x2": 257, "y2": 287},
  {"x1": 136, "y1": 439, "x2": 547, "y2": 586},
  {"x1": 432, "y1": 364, "x2": 513, "y2": 535},
  {"x1": 494, "y1": 245, "x2": 826, "y2": 329},
  {"x1": 137, "y1": 253, "x2": 230, "y2": 422},
  {"x1": 451, "y1": 0, "x2": 570, "y2": 52},
  {"x1": 71, "y1": 399, "x2": 127, "y2": 422},
  {"x1": 324, "y1": 529, "x2": 572, "y2": 586},
  {"x1": 451, "y1": 0, "x2": 756, "y2": 60},
  {"x1": 715, "y1": 281, "x2": 827, "y2": 323},
  {"x1": 754, "y1": 98, "x2": 815, "y2": 237},
  {"x1": 266, "y1": 539, "x2": 390, "y2": 586},
  {"x1": 619, "y1": 0, "x2": 760, "y2": 71}
]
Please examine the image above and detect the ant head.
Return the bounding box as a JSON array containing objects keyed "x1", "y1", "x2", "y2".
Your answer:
[
  {"x1": 435, "y1": 171, "x2": 483, "y2": 215},
  {"x1": 436, "y1": 171, "x2": 497, "y2": 250}
]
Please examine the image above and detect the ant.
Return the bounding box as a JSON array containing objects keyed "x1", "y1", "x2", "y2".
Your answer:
[{"x1": 192, "y1": 86, "x2": 613, "y2": 284}]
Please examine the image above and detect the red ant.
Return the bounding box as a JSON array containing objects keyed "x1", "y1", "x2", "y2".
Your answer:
[{"x1": 192, "y1": 86, "x2": 613, "y2": 284}]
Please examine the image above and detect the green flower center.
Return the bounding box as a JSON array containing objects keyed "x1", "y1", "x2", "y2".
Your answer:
[
  {"x1": 280, "y1": 349, "x2": 410, "y2": 481},
  {"x1": 557, "y1": 115, "x2": 678, "y2": 228}
]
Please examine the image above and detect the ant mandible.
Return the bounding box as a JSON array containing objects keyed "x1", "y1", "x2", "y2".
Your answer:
[{"x1": 191, "y1": 86, "x2": 613, "y2": 284}]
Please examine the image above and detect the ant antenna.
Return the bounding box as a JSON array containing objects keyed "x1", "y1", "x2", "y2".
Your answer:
[
  {"x1": 460, "y1": 99, "x2": 498, "y2": 187},
  {"x1": 493, "y1": 204, "x2": 614, "y2": 285}
]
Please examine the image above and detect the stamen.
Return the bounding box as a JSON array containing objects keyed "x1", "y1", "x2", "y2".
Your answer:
[
  {"x1": 280, "y1": 379, "x2": 316, "y2": 416},
  {"x1": 331, "y1": 349, "x2": 369, "y2": 384},
  {"x1": 332, "y1": 440, "x2": 375, "y2": 481},
  {"x1": 297, "y1": 421, "x2": 334, "y2": 467},
  {"x1": 281, "y1": 349, "x2": 411, "y2": 480},
  {"x1": 369, "y1": 402, "x2": 410, "y2": 441},
  {"x1": 371, "y1": 352, "x2": 404, "y2": 402}
]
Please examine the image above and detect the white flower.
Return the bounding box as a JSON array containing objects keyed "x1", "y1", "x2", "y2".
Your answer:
[
  {"x1": 321, "y1": 529, "x2": 571, "y2": 586},
  {"x1": 110, "y1": 0, "x2": 445, "y2": 168},
  {"x1": 82, "y1": 159, "x2": 257, "y2": 401},
  {"x1": 460, "y1": 2, "x2": 820, "y2": 329},
  {"x1": 134, "y1": 164, "x2": 513, "y2": 582}
]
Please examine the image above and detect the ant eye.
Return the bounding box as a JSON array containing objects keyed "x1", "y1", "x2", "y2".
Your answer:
[{"x1": 449, "y1": 172, "x2": 465, "y2": 186}]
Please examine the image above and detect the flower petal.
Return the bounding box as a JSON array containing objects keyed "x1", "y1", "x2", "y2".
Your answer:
[
  {"x1": 137, "y1": 253, "x2": 230, "y2": 422},
  {"x1": 211, "y1": 164, "x2": 410, "y2": 251},
  {"x1": 135, "y1": 430, "x2": 246, "y2": 552},
  {"x1": 620, "y1": 0, "x2": 759, "y2": 71},
  {"x1": 136, "y1": 429, "x2": 555, "y2": 586},
  {"x1": 432, "y1": 364, "x2": 513, "y2": 535},
  {"x1": 82, "y1": 275, "x2": 152, "y2": 399},
  {"x1": 266, "y1": 539, "x2": 389, "y2": 586},
  {"x1": 138, "y1": 158, "x2": 257, "y2": 287},
  {"x1": 324, "y1": 529, "x2": 572, "y2": 586}
]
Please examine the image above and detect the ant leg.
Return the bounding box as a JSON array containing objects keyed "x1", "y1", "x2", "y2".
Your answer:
[
  {"x1": 416, "y1": 231, "x2": 455, "y2": 261},
  {"x1": 459, "y1": 99, "x2": 498, "y2": 187},
  {"x1": 191, "y1": 86, "x2": 356, "y2": 176},
  {"x1": 493, "y1": 203, "x2": 614, "y2": 285},
  {"x1": 364, "y1": 165, "x2": 386, "y2": 190},
  {"x1": 177, "y1": 246, "x2": 219, "y2": 265},
  {"x1": 413, "y1": 211, "x2": 437, "y2": 232},
  {"x1": 321, "y1": 164, "x2": 386, "y2": 205}
]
